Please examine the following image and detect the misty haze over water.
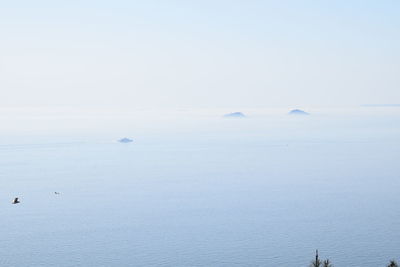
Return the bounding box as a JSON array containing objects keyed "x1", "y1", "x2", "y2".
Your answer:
[
  {"x1": 2, "y1": 0, "x2": 400, "y2": 265},
  {"x1": 0, "y1": 107, "x2": 399, "y2": 267}
]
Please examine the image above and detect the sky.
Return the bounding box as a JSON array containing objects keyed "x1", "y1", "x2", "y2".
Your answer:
[{"x1": 0, "y1": 0, "x2": 399, "y2": 109}]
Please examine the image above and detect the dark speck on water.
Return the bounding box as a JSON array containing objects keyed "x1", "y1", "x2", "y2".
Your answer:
[{"x1": 118, "y1": 138, "x2": 133, "y2": 143}]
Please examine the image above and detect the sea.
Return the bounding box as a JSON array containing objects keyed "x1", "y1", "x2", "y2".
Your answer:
[{"x1": 0, "y1": 107, "x2": 399, "y2": 266}]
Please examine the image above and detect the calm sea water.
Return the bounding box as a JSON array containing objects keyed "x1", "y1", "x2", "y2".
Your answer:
[{"x1": 0, "y1": 110, "x2": 399, "y2": 266}]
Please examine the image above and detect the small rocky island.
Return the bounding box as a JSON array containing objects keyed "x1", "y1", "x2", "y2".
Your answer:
[
  {"x1": 288, "y1": 109, "x2": 309, "y2": 115},
  {"x1": 118, "y1": 138, "x2": 133, "y2": 143},
  {"x1": 223, "y1": 112, "x2": 246, "y2": 118}
]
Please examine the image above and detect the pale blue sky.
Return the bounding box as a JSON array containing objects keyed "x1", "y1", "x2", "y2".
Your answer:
[{"x1": 1, "y1": 0, "x2": 399, "y2": 109}]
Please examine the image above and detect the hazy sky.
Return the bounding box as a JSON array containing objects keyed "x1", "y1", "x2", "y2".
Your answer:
[{"x1": 1, "y1": 0, "x2": 399, "y2": 109}]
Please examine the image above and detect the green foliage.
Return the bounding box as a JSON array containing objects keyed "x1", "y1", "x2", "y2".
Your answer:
[
  {"x1": 310, "y1": 250, "x2": 333, "y2": 267},
  {"x1": 387, "y1": 260, "x2": 399, "y2": 267},
  {"x1": 310, "y1": 250, "x2": 322, "y2": 267},
  {"x1": 310, "y1": 258, "x2": 322, "y2": 267},
  {"x1": 323, "y1": 259, "x2": 333, "y2": 267},
  {"x1": 309, "y1": 250, "x2": 400, "y2": 267}
]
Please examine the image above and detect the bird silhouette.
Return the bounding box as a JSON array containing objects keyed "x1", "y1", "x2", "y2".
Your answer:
[{"x1": 12, "y1": 197, "x2": 20, "y2": 204}]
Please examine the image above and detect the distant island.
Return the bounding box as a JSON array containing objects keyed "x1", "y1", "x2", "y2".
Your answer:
[
  {"x1": 288, "y1": 109, "x2": 309, "y2": 115},
  {"x1": 361, "y1": 104, "x2": 400, "y2": 107},
  {"x1": 118, "y1": 138, "x2": 133, "y2": 143},
  {"x1": 223, "y1": 112, "x2": 246, "y2": 118}
]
